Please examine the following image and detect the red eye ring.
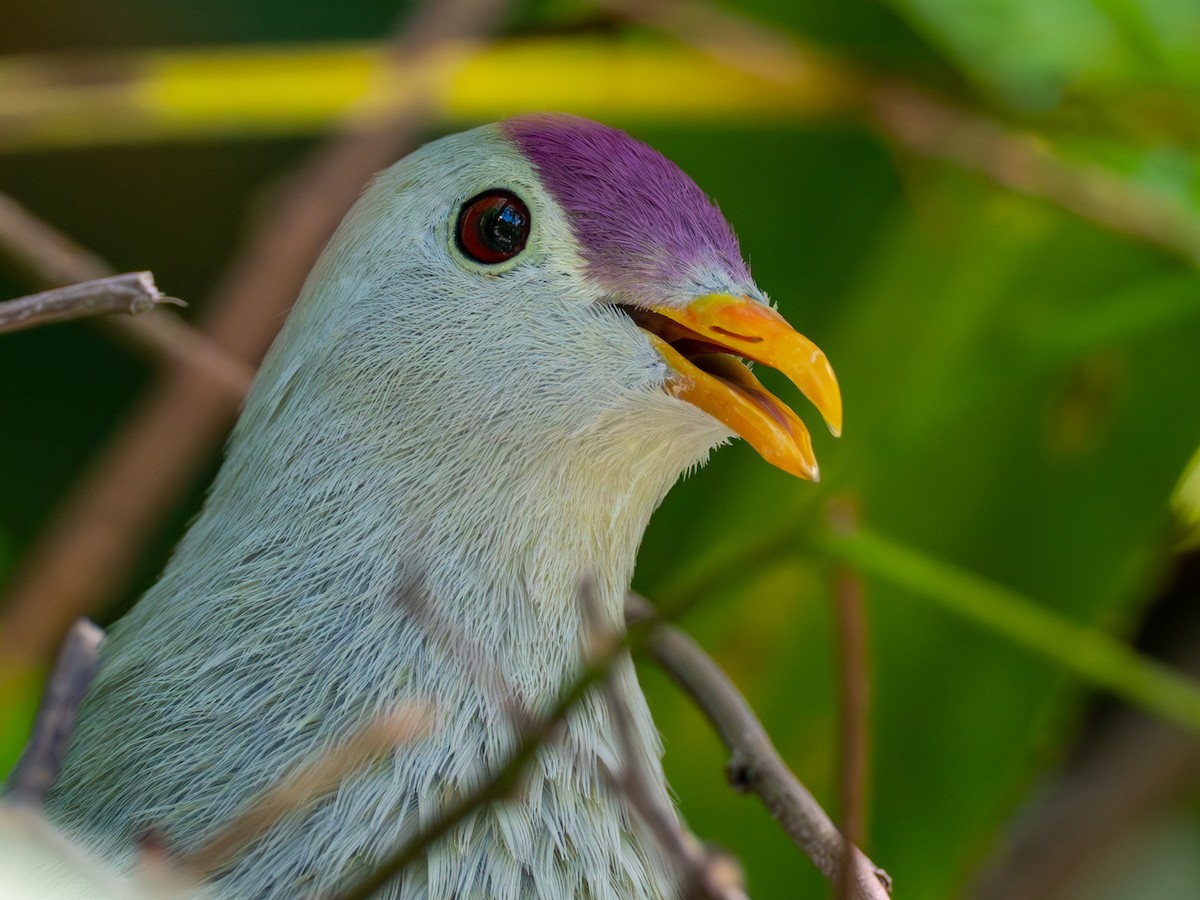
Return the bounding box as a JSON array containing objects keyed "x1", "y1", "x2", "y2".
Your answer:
[{"x1": 456, "y1": 190, "x2": 531, "y2": 265}]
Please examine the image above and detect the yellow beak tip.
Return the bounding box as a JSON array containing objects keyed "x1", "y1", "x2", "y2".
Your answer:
[{"x1": 647, "y1": 293, "x2": 842, "y2": 480}]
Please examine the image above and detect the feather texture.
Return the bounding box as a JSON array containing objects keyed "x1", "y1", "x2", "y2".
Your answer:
[{"x1": 44, "y1": 120, "x2": 750, "y2": 898}]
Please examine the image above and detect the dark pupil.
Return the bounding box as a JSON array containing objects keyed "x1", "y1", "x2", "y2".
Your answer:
[{"x1": 480, "y1": 201, "x2": 525, "y2": 254}]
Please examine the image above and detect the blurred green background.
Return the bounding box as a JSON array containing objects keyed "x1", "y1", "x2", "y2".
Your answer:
[{"x1": 3, "y1": 1, "x2": 1200, "y2": 898}]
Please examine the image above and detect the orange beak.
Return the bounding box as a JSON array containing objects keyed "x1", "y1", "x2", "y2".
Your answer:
[{"x1": 633, "y1": 294, "x2": 842, "y2": 481}]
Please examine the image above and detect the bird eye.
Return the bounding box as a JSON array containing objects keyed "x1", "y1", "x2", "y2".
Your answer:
[{"x1": 456, "y1": 190, "x2": 531, "y2": 265}]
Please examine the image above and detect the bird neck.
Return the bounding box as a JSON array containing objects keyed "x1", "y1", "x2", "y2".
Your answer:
[
  {"x1": 162, "y1": 362, "x2": 692, "y2": 706},
  {"x1": 109, "y1": 384, "x2": 685, "y2": 895}
]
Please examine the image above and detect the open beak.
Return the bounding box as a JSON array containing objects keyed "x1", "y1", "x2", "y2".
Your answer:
[{"x1": 627, "y1": 294, "x2": 841, "y2": 481}]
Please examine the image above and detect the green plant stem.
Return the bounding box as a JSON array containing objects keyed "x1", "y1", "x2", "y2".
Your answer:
[{"x1": 820, "y1": 527, "x2": 1200, "y2": 736}]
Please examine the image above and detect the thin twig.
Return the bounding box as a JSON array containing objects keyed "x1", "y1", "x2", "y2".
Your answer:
[
  {"x1": 393, "y1": 586, "x2": 538, "y2": 734},
  {"x1": 626, "y1": 594, "x2": 892, "y2": 900},
  {"x1": 579, "y1": 580, "x2": 747, "y2": 900},
  {"x1": 596, "y1": 711, "x2": 747, "y2": 900},
  {"x1": 590, "y1": 0, "x2": 840, "y2": 87},
  {"x1": 828, "y1": 498, "x2": 873, "y2": 900},
  {"x1": 594, "y1": 0, "x2": 1200, "y2": 270},
  {"x1": 330, "y1": 623, "x2": 631, "y2": 900},
  {"x1": 0, "y1": 272, "x2": 181, "y2": 335},
  {"x1": 0, "y1": 192, "x2": 109, "y2": 286},
  {"x1": 867, "y1": 81, "x2": 1200, "y2": 267},
  {"x1": 599, "y1": 675, "x2": 747, "y2": 899},
  {"x1": 0, "y1": 191, "x2": 254, "y2": 397},
  {"x1": 175, "y1": 705, "x2": 429, "y2": 877},
  {"x1": 833, "y1": 570, "x2": 871, "y2": 900},
  {"x1": 5, "y1": 619, "x2": 104, "y2": 805},
  {"x1": 0, "y1": 0, "x2": 511, "y2": 670}
]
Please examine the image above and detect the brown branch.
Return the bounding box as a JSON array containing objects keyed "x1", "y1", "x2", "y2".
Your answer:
[
  {"x1": 626, "y1": 594, "x2": 892, "y2": 900},
  {"x1": 590, "y1": 0, "x2": 837, "y2": 87},
  {"x1": 333, "y1": 585, "x2": 739, "y2": 900},
  {"x1": 833, "y1": 569, "x2": 871, "y2": 900},
  {"x1": 0, "y1": 0, "x2": 511, "y2": 670},
  {"x1": 599, "y1": 674, "x2": 747, "y2": 900},
  {"x1": 0, "y1": 272, "x2": 180, "y2": 335},
  {"x1": 828, "y1": 497, "x2": 873, "y2": 900},
  {"x1": 867, "y1": 81, "x2": 1200, "y2": 267},
  {"x1": 593, "y1": 0, "x2": 1200, "y2": 269},
  {"x1": 577, "y1": 580, "x2": 747, "y2": 900},
  {"x1": 331, "y1": 622, "x2": 631, "y2": 900},
  {"x1": 0, "y1": 191, "x2": 109, "y2": 286},
  {"x1": 0, "y1": 191, "x2": 255, "y2": 396},
  {"x1": 4, "y1": 619, "x2": 104, "y2": 805},
  {"x1": 394, "y1": 585, "x2": 540, "y2": 736},
  {"x1": 175, "y1": 706, "x2": 429, "y2": 877}
]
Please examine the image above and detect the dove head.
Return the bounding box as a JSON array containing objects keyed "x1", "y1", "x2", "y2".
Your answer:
[{"x1": 218, "y1": 115, "x2": 840, "y2": 591}]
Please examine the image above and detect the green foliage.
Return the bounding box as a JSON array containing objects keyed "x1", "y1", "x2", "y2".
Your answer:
[{"x1": 637, "y1": 153, "x2": 1200, "y2": 896}]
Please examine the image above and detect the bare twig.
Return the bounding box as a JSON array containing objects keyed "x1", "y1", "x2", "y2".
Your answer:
[
  {"x1": 331, "y1": 624, "x2": 630, "y2": 900},
  {"x1": 828, "y1": 498, "x2": 873, "y2": 900},
  {"x1": 626, "y1": 594, "x2": 892, "y2": 900},
  {"x1": 592, "y1": 0, "x2": 1200, "y2": 270},
  {"x1": 833, "y1": 569, "x2": 871, "y2": 900},
  {"x1": 5, "y1": 619, "x2": 104, "y2": 805},
  {"x1": 579, "y1": 581, "x2": 747, "y2": 900},
  {"x1": 590, "y1": 0, "x2": 841, "y2": 87},
  {"x1": 382, "y1": 581, "x2": 747, "y2": 899},
  {"x1": 598, "y1": 685, "x2": 747, "y2": 900},
  {"x1": 599, "y1": 672, "x2": 747, "y2": 900},
  {"x1": 0, "y1": 0, "x2": 510, "y2": 670},
  {"x1": 0, "y1": 272, "x2": 181, "y2": 335},
  {"x1": 0, "y1": 191, "x2": 254, "y2": 396},
  {"x1": 867, "y1": 81, "x2": 1200, "y2": 267},
  {"x1": 394, "y1": 586, "x2": 538, "y2": 734},
  {"x1": 175, "y1": 705, "x2": 429, "y2": 877},
  {"x1": 0, "y1": 200, "x2": 252, "y2": 665},
  {"x1": 0, "y1": 192, "x2": 109, "y2": 286}
]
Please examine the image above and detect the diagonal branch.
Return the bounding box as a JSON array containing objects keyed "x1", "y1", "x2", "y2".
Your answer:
[
  {"x1": 175, "y1": 706, "x2": 430, "y2": 878},
  {"x1": 593, "y1": 0, "x2": 1200, "y2": 271},
  {"x1": 330, "y1": 621, "x2": 631, "y2": 900},
  {"x1": 599, "y1": 673, "x2": 747, "y2": 900},
  {"x1": 579, "y1": 580, "x2": 747, "y2": 900},
  {"x1": 0, "y1": 191, "x2": 254, "y2": 396},
  {"x1": 866, "y1": 81, "x2": 1200, "y2": 267},
  {"x1": 0, "y1": 272, "x2": 180, "y2": 335},
  {"x1": 4, "y1": 619, "x2": 104, "y2": 806},
  {"x1": 626, "y1": 594, "x2": 892, "y2": 900}
]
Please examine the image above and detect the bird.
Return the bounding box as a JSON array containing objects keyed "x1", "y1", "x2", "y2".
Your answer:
[{"x1": 37, "y1": 114, "x2": 841, "y2": 898}]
